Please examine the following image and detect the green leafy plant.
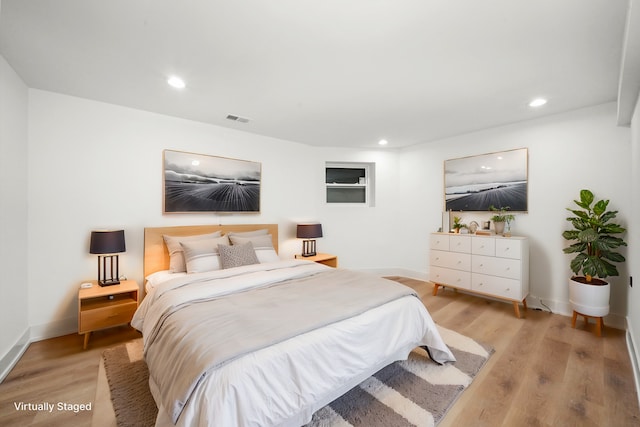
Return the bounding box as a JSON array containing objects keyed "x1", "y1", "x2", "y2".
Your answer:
[
  {"x1": 452, "y1": 216, "x2": 467, "y2": 231},
  {"x1": 489, "y1": 205, "x2": 515, "y2": 223},
  {"x1": 562, "y1": 189, "x2": 627, "y2": 282}
]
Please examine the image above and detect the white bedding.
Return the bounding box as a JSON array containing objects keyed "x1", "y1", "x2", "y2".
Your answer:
[{"x1": 132, "y1": 260, "x2": 455, "y2": 427}]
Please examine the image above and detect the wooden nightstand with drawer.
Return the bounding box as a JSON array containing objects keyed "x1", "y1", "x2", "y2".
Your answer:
[{"x1": 78, "y1": 279, "x2": 139, "y2": 349}]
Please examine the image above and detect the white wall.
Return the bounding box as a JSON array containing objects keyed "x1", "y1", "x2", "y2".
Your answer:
[
  {"x1": 398, "y1": 103, "x2": 631, "y2": 324},
  {"x1": 26, "y1": 90, "x2": 405, "y2": 339},
  {"x1": 14, "y1": 90, "x2": 637, "y2": 345},
  {"x1": 0, "y1": 54, "x2": 29, "y2": 375},
  {"x1": 628, "y1": 93, "x2": 640, "y2": 372}
]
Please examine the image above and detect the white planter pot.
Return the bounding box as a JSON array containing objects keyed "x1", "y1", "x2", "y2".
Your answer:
[
  {"x1": 569, "y1": 277, "x2": 610, "y2": 317},
  {"x1": 494, "y1": 221, "x2": 505, "y2": 235}
]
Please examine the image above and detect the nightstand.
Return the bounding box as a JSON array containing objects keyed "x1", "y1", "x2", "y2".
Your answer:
[
  {"x1": 295, "y1": 253, "x2": 338, "y2": 268},
  {"x1": 78, "y1": 279, "x2": 139, "y2": 349}
]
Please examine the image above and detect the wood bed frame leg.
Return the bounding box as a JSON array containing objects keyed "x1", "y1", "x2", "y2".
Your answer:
[{"x1": 83, "y1": 332, "x2": 90, "y2": 350}]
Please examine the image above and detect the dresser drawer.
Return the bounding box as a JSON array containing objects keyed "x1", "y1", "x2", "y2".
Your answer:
[
  {"x1": 496, "y1": 239, "x2": 522, "y2": 259},
  {"x1": 430, "y1": 266, "x2": 471, "y2": 290},
  {"x1": 472, "y1": 237, "x2": 495, "y2": 256},
  {"x1": 79, "y1": 301, "x2": 137, "y2": 333},
  {"x1": 430, "y1": 234, "x2": 450, "y2": 251},
  {"x1": 472, "y1": 273, "x2": 523, "y2": 300},
  {"x1": 449, "y1": 235, "x2": 471, "y2": 253},
  {"x1": 472, "y1": 255, "x2": 521, "y2": 280},
  {"x1": 430, "y1": 250, "x2": 471, "y2": 271}
]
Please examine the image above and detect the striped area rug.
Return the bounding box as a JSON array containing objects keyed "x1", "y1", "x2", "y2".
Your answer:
[
  {"x1": 304, "y1": 326, "x2": 493, "y2": 427},
  {"x1": 102, "y1": 326, "x2": 491, "y2": 427}
]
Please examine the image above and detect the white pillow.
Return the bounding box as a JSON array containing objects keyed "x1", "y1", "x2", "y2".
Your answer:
[
  {"x1": 145, "y1": 270, "x2": 184, "y2": 290},
  {"x1": 226, "y1": 229, "x2": 269, "y2": 237},
  {"x1": 180, "y1": 235, "x2": 230, "y2": 274},
  {"x1": 228, "y1": 234, "x2": 280, "y2": 263},
  {"x1": 163, "y1": 232, "x2": 222, "y2": 273}
]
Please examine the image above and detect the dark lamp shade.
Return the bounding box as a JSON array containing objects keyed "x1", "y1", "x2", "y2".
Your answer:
[
  {"x1": 90, "y1": 230, "x2": 126, "y2": 254},
  {"x1": 296, "y1": 224, "x2": 323, "y2": 239}
]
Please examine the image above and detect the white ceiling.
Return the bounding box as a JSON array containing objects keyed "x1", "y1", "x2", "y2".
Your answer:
[{"x1": 0, "y1": 0, "x2": 629, "y2": 148}]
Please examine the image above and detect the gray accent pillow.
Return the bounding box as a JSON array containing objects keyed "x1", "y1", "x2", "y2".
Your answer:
[{"x1": 218, "y1": 242, "x2": 259, "y2": 269}]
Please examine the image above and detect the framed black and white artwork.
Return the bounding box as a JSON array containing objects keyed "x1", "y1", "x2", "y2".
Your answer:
[
  {"x1": 444, "y1": 148, "x2": 528, "y2": 212},
  {"x1": 163, "y1": 150, "x2": 261, "y2": 213}
]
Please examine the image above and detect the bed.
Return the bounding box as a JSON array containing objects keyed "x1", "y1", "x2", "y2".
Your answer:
[{"x1": 132, "y1": 223, "x2": 455, "y2": 427}]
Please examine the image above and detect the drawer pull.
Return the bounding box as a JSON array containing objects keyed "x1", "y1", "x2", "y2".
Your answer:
[{"x1": 505, "y1": 267, "x2": 510, "y2": 271}]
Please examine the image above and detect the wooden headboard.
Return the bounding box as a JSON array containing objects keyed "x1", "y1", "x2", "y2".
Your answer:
[{"x1": 143, "y1": 224, "x2": 279, "y2": 278}]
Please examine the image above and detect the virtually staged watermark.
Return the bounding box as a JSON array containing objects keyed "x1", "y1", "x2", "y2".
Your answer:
[{"x1": 14, "y1": 401, "x2": 92, "y2": 413}]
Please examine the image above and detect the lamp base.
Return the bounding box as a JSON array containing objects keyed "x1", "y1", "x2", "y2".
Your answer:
[
  {"x1": 301, "y1": 239, "x2": 317, "y2": 257},
  {"x1": 98, "y1": 278, "x2": 120, "y2": 287}
]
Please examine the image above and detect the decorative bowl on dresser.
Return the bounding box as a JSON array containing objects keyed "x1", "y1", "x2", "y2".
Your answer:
[{"x1": 429, "y1": 232, "x2": 529, "y2": 318}]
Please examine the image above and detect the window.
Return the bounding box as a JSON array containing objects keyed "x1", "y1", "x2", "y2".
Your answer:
[{"x1": 325, "y1": 162, "x2": 375, "y2": 206}]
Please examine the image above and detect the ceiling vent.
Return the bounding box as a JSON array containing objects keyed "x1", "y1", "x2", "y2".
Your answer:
[{"x1": 226, "y1": 114, "x2": 250, "y2": 123}]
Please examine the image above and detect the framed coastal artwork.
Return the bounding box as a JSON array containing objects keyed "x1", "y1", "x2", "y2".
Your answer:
[
  {"x1": 444, "y1": 148, "x2": 528, "y2": 212},
  {"x1": 163, "y1": 150, "x2": 261, "y2": 213}
]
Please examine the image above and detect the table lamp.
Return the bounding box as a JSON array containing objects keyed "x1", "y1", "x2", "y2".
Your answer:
[
  {"x1": 90, "y1": 230, "x2": 126, "y2": 286},
  {"x1": 296, "y1": 223, "x2": 323, "y2": 257}
]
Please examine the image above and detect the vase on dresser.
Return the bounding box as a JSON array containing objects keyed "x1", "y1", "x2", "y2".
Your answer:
[{"x1": 493, "y1": 221, "x2": 505, "y2": 235}]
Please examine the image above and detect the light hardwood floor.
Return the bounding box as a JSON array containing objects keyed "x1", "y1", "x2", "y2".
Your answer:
[{"x1": 1, "y1": 278, "x2": 639, "y2": 426}]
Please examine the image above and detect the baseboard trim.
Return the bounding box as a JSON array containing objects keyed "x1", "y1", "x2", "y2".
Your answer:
[
  {"x1": 29, "y1": 317, "x2": 77, "y2": 343},
  {"x1": 626, "y1": 321, "x2": 640, "y2": 410},
  {"x1": 1, "y1": 317, "x2": 78, "y2": 383},
  {"x1": 0, "y1": 328, "x2": 30, "y2": 383}
]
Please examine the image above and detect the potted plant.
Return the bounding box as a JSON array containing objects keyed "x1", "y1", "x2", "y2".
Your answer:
[
  {"x1": 489, "y1": 206, "x2": 515, "y2": 236},
  {"x1": 562, "y1": 189, "x2": 627, "y2": 318},
  {"x1": 452, "y1": 216, "x2": 467, "y2": 233}
]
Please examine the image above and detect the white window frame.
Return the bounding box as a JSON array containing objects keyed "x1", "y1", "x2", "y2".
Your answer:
[{"x1": 325, "y1": 162, "x2": 375, "y2": 206}]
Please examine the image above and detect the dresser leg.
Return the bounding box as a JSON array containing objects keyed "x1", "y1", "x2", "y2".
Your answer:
[
  {"x1": 83, "y1": 332, "x2": 90, "y2": 350},
  {"x1": 432, "y1": 283, "x2": 441, "y2": 296},
  {"x1": 512, "y1": 301, "x2": 522, "y2": 318}
]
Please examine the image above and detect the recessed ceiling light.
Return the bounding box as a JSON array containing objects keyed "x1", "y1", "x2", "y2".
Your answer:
[
  {"x1": 167, "y1": 76, "x2": 186, "y2": 89},
  {"x1": 378, "y1": 139, "x2": 388, "y2": 146},
  {"x1": 529, "y1": 98, "x2": 547, "y2": 107}
]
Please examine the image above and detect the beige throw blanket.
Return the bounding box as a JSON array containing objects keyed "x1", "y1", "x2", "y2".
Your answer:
[{"x1": 142, "y1": 265, "x2": 418, "y2": 424}]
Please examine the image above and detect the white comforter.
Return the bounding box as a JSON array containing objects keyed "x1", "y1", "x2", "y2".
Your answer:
[{"x1": 132, "y1": 260, "x2": 455, "y2": 427}]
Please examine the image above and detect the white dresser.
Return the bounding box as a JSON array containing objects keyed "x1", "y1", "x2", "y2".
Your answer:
[{"x1": 429, "y1": 232, "x2": 529, "y2": 318}]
